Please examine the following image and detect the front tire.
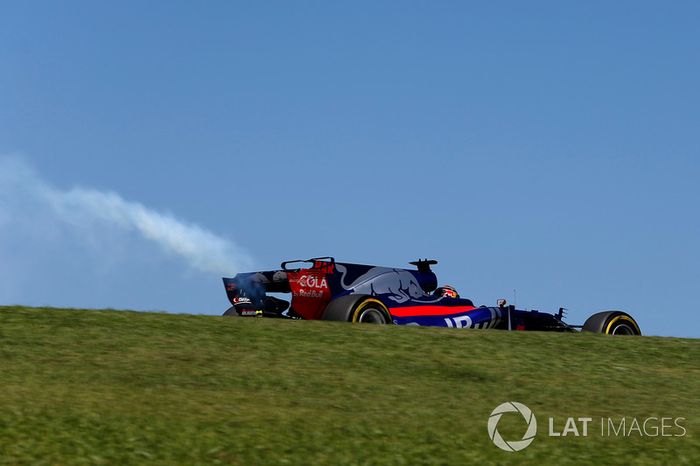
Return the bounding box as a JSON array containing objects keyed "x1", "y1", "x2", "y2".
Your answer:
[
  {"x1": 582, "y1": 311, "x2": 641, "y2": 335},
  {"x1": 323, "y1": 295, "x2": 391, "y2": 324}
]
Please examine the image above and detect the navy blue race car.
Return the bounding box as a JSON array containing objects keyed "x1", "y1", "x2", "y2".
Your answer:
[{"x1": 222, "y1": 257, "x2": 641, "y2": 335}]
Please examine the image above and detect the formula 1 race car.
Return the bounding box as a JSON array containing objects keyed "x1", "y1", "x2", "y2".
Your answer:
[{"x1": 222, "y1": 257, "x2": 642, "y2": 335}]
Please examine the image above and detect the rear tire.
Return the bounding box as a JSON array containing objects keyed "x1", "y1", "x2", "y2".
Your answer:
[
  {"x1": 582, "y1": 311, "x2": 641, "y2": 335},
  {"x1": 323, "y1": 295, "x2": 391, "y2": 324},
  {"x1": 223, "y1": 306, "x2": 239, "y2": 317}
]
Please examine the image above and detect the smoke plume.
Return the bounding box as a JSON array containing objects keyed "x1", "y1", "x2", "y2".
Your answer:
[{"x1": 0, "y1": 156, "x2": 252, "y2": 275}]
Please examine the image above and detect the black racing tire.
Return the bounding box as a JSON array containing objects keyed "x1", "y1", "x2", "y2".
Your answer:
[
  {"x1": 322, "y1": 295, "x2": 391, "y2": 324},
  {"x1": 223, "y1": 306, "x2": 240, "y2": 317},
  {"x1": 582, "y1": 311, "x2": 641, "y2": 335}
]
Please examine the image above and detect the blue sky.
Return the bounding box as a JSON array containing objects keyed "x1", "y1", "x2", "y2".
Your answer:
[{"x1": 1, "y1": 1, "x2": 698, "y2": 337}]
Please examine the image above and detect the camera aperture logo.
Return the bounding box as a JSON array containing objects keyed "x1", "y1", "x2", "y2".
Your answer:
[{"x1": 487, "y1": 402, "x2": 538, "y2": 452}]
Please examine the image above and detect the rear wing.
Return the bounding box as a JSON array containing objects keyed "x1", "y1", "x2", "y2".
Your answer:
[{"x1": 222, "y1": 257, "x2": 336, "y2": 307}]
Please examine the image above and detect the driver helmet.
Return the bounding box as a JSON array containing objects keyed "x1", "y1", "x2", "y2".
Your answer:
[{"x1": 435, "y1": 285, "x2": 459, "y2": 299}]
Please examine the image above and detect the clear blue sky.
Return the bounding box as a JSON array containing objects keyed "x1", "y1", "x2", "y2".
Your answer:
[{"x1": 1, "y1": 1, "x2": 698, "y2": 337}]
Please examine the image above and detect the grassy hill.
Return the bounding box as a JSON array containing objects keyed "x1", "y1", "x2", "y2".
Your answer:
[{"x1": 0, "y1": 306, "x2": 697, "y2": 465}]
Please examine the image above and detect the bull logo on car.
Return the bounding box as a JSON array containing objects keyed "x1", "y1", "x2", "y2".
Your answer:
[{"x1": 336, "y1": 265, "x2": 426, "y2": 303}]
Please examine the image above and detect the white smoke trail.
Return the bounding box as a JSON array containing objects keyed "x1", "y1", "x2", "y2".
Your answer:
[{"x1": 0, "y1": 156, "x2": 252, "y2": 275}]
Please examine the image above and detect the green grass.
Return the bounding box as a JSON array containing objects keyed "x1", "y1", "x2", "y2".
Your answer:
[{"x1": 0, "y1": 306, "x2": 698, "y2": 465}]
